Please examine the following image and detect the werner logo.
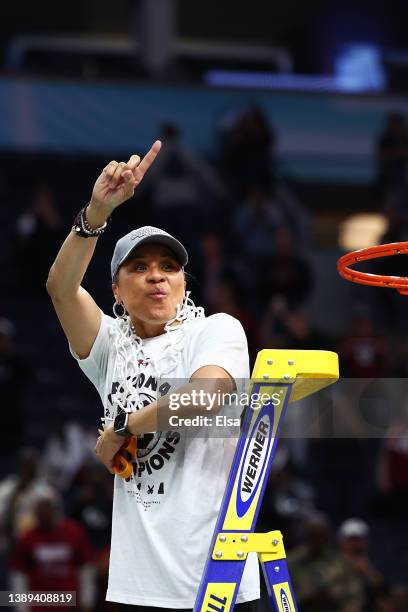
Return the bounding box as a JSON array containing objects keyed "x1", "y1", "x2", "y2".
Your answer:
[
  {"x1": 236, "y1": 410, "x2": 273, "y2": 517},
  {"x1": 280, "y1": 589, "x2": 292, "y2": 611},
  {"x1": 241, "y1": 418, "x2": 269, "y2": 500}
]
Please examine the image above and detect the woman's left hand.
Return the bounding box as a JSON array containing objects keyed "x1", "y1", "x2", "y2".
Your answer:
[{"x1": 95, "y1": 424, "x2": 125, "y2": 473}]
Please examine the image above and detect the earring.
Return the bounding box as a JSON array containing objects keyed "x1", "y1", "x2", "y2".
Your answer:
[{"x1": 113, "y1": 301, "x2": 127, "y2": 318}]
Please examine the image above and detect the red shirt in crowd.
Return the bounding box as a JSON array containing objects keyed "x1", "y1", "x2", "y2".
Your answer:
[{"x1": 9, "y1": 518, "x2": 92, "y2": 611}]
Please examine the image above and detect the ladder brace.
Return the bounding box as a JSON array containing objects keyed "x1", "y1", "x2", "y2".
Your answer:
[{"x1": 212, "y1": 531, "x2": 286, "y2": 562}]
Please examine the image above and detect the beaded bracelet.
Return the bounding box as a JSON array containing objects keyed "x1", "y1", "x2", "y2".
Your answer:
[{"x1": 72, "y1": 205, "x2": 111, "y2": 237}]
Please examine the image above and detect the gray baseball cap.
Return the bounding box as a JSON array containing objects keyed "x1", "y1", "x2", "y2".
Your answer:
[{"x1": 111, "y1": 226, "x2": 188, "y2": 281}]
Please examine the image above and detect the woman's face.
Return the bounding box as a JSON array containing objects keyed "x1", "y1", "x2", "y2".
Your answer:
[{"x1": 112, "y1": 243, "x2": 186, "y2": 338}]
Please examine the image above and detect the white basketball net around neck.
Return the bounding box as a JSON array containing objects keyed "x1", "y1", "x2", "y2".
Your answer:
[{"x1": 108, "y1": 291, "x2": 204, "y2": 418}]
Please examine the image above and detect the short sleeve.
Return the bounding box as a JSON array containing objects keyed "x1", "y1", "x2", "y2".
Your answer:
[
  {"x1": 69, "y1": 313, "x2": 113, "y2": 393},
  {"x1": 188, "y1": 314, "x2": 250, "y2": 384}
]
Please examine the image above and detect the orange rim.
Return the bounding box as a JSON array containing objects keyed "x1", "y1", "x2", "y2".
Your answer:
[{"x1": 337, "y1": 242, "x2": 408, "y2": 294}]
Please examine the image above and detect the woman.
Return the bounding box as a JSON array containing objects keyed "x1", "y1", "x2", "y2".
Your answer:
[{"x1": 46, "y1": 141, "x2": 259, "y2": 611}]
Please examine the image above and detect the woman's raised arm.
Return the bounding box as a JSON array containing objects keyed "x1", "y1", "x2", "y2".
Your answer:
[{"x1": 46, "y1": 141, "x2": 162, "y2": 358}]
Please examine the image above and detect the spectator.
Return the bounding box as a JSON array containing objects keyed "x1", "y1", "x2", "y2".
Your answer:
[
  {"x1": 0, "y1": 449, "x2": 53, "y2": 548},
  {"x1": 69, "y1": 466, "x2": 114, "y2": 612},
  {"x1": 259, "y1": 297, "x2": 331, "y2": 351},
  {"x1": 307, "y1": 377, "x2": 378, "y2": 523},
  {"x1": 228, "y1": 190, "x2": 310, "y2": 298},
  {"x1": 288, "y1": 513, "x2": 363, "y2": 612},
  {"x1": 9, "y1": 489, "x2": 95, "y2": 612},
  {"x1": 0, "y1": 318, "x2": 30, "y2": 477},
  {"x1": 14, "y1": 184, "x2": 64, "y2": 295},
  {"x1": 337, "y1": 307, "x2": 391, "y2": 378},
  {"x1": 218, "y1": 106, "x2": 275, "y2": 198},
  {"x1": 258, "y1": 228, "x2": 313, "y2": 308},
  {"x1": 228, "y1": 184, "x2": 285, "y2": 267},
  {"x1": 0, "y1": 448, "x2": 51, "y2": 591},
  {"x1": 338, "y1": 518, "x2": 385, "y2": 611},
  {"x1": 269, "y1": 183, "x2": 311, "y2": 250}
]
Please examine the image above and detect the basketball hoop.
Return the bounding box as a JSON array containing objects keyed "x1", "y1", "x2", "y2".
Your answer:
[{"x1": 337, "y1": 242, "x2": 408, "y2": 295}]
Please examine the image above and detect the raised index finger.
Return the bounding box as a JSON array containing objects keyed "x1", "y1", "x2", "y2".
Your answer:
[{"x1": 135, "y1": 140, "x2": 162, "y2": 179}]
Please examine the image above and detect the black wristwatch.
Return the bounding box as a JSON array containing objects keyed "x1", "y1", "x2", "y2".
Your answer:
[{"x1": 114, "y1": 411, "x2": 133, "y2": 437}]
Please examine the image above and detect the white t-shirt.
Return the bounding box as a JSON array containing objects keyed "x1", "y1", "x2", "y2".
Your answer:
[{"x1": 71, "y1": 312, "x2": 260, "y2": 608}]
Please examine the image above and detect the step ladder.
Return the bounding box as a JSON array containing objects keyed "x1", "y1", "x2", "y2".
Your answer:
[{"x1": 193, "y1": 349, "x2": 339, "y2": 612}]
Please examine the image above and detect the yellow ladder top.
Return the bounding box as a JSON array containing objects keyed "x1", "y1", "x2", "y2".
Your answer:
[{"x1": 251, "y1": 349, "x2": 339, "y2": 402}]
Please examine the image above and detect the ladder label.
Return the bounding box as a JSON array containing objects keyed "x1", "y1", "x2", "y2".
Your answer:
[
  {"x1": 201, "y1": 583, "x2": 236, "y2": 612},
  {"x1": 272, "y1": 583, "x2": 296, "y2": 611}
]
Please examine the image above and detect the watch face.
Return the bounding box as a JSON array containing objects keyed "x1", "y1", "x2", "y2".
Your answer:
[{"x1": 115, "y1": 411, "x2": 128, "y2": 431}]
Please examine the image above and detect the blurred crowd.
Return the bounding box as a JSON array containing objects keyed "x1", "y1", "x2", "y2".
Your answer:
[{"x1": 0, "y1": 106, "x2": 407, "y2": 610}]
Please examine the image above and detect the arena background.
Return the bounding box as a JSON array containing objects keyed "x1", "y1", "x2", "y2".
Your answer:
[{"x1": 0, "y1": 1, "x2": 407, "y2": 610}]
